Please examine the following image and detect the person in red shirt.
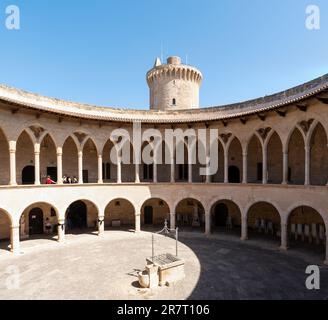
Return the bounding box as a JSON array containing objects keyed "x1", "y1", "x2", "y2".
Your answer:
[{"x1": 46, "y1": 176, "x2": 56, "y2": 185}]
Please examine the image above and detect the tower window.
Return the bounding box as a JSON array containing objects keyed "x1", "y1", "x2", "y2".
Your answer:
[{"x1": 172, "y1": 98, "x2": 176, "y2": 106}]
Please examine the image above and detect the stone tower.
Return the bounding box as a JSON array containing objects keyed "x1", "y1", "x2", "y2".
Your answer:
[{"x1": 146, "y1": 56, "x2": 203, "y2": 111}]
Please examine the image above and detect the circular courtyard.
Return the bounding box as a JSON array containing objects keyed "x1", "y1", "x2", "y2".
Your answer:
[{"x1": 0, "y1": 231, "x2": 327, "y2": 300}]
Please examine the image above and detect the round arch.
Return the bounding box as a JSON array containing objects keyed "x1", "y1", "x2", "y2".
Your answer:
[
  {"x1": 210, "y1": 199, "x2": 242, "y2": 235},
  {"x1": 246, "y1": 202, "x2": 281, "y2": 240},
  {"x1": 287, "y1": 205, "x2": 326, "y2": 251},
  {"x1": 175, "y1": 198, "x2": 205, "y2": 231},
  {"x1": 104, "y1": 198, "x2": 136, "y2": 230},
  {"x1": 141, "y1": 198, "x2": 170, "y2": 228},
  {"x1": 65, "y1": 199, "x2": 99, "y2": 233},
  {"x1": 19, "y1": 202, "x2": 60, "y2": 239}
]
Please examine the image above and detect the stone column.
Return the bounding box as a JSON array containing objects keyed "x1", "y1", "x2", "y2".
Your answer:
[
  {"x1": 57, "y1": 147, "x2": 63, "y2": 185},
  {"x1": 170, "y1": 213, "x2": 176, "y2": 230},
  {"x1": 117, "y1": 156, "x2": 122, "y2": 184},
  {"x1": 305, "y1": 145, "x2": 310, "y2": 186},
  {"x1": 135, "y1": 163, "x2": 140, "y2": 184},
  {"x1": 98, "y1": 154, "x2": 103, "y2": 184},
  {"x1": 10, "y1": 225, "x2": 20, "y2": 254},
  {"x1": 170, "y1": 156, "x2": 175, "y2": 183},
  {"x1": 282, "y1": 151, "x2": 288, "y2": 185},
  {"x1": 242, "y1": 152, "x2": 248, "y2": 184},
  {"x1": 188, "y1": 151, "x2": 193, "y2": 183},
  {"x1": 57, "y1": 219, "x2": 65, "y2": 243},
  {"x1": 224, "y1": 149, "x2": 229, "y2": 183},
  {"x1": 34, "y1": 143, "x2": 41, "y2": 185},
  {"x1": 153, "y1": 161, "x2": 158, "y2": 183},
  {"x1": 280, "y1": 221, "x2": 288, "y2": 250},
  {"x1": 262, "y1": 145, "x2": 268, "y2": 184},
  {"x1": 9, "y1": 141, "x2": 17, "y2": 186},
  {"x1": 98, "y1": 215, "x2": 105, "y2": 236},
  {"x1": 205, "y1": 212, "x2": 211, "y2": 235},
  {"x1": 135, "y1": 213, "x2": 141, "y2": 233},
  {"x1": 241, "y1": 215, "x2": 248, "y2": 241},
  {"x1": 78, "y1": 150, "x2": 83, "y2": 184}
]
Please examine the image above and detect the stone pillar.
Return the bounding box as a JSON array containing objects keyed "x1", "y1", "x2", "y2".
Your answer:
[
  {"x1": 10, "y1": 225, "x2": 20, "y2": 254},
  {"x1": 282, "y1": 151, "x2": 288, "y2": 185},
  {"x1": 205, "y1": 212, "x2": 211, "y2": 235},
  {"x1": 78, "y1": 150, "x2": 83, "y2": 184},
  {"x1": 188, "y1": 151, "x2": 193, "y2": 183},
  {"x1": 57, "y1": 219, "x2": 65, "y2": 243},
  {"x1": 170, "y1": 213, "x2": 176, "y2": 230},
  {"x1": 117, "y1": 156, "x2": 122, "y2": 184},
  {"x1": 135, "y1": 213, "x2": 141, "y2": 233},
  {"x1": 9, "y1": 141, "x2": 17, "y2": 186},
  {"x1": 98, "y1": 215, "x2": 105, "y2": 236},
  {"x1": 170, "y1": 156, "x2": 175, "y2": 183},
  {"x1": 153, "y1": 161, "x2": 158, "y2": 183},
  {"x1": 98, "y1": 154, "x2": 103, "y2": 184},
  {"x1": 34, "y1": 143, "x2": 41, "y2": 185},
  {"x1": 135, "y1": 163, "x2": 140, "y2": 184},
  {"x1": 57, "y1": 147, "x2": 63, "y2": 185},
  {"x1": 280, "y1": 221, "x2": 288, "y2": 250},
  {"x1": 305, "y1": 145, "x2": 310, "y2": 186},
  {"x1": 224, "y1": 150, "x2": 229, "y2": 183},
  {"x1": 242, "y1": 152, "x2": 248, "y2": 184},
  {"x1": 262, "y1": 145, "x2": 268, "y2": 184},
  {"x1": 241, "y1": 216, "x2": 248, "y2": 241}
]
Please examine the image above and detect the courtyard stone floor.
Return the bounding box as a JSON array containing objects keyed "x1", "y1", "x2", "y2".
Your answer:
[{"x1": 0, "y1": 230, "x2": 327, "y2": 300}]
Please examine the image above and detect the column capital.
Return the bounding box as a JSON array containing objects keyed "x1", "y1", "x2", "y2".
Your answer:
[{"x1": 9, "y1": 140, "x2": 16, "y2": 153}]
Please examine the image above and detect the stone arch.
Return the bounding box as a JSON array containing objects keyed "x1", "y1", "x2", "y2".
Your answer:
[
  {"x1": 141, "y1": 198, "x2": 170, "y2": 228},
  {"x1": 287, "y1": 205, "x2": 326, "y2": 251},
  {"x1": 247, "y1": 134, "x2": 263, "y2": 183},
  {"x1": 309, "y1": 122, "x2": 328, "y2": 185},
  {"x1": 104, "y1": 198, "x2": 136, "y2": 230},
  {"x1": 121, "y1": 140, "x2": 135, "y2": 183},
  {"x1": 210, "y1": 199, "x2": 242, "y2": 234},
  {"x1": 19, "y1": 202, "x2": 60, "y2": 240},
  {"x1": 267, "y1": 131, "x2": 283, "y2": 184},
  {"x1": 62, "y1": 136, "x2": 78, "y2": 182},
  {"x1": 0, "y1": 208, "x2": 13, "y2": 252},
  {"x1": 227, "y1": 137, "x2": 243, "y2": 183},
  {"x1": 65, "y1": 199, "x2": 99, "y2": 233},
  {"x1": 40, "y1": 134, "x2": 58, "y2": 183},
  {"x1": 82, "y1": 138, "x2": 98, "y2": 183},
  {"x1": 246, "y1": 201, "x2": 281, "y2": 240},
  {"x1": 102, "y1": 139, "x2": 117, "y2": 182},
  {"x1": 175, "y1": 198, "x2": 205, "y2": 231},
  {"x1": 288, "y1": 127, "x2": 305, "y2": 185},
  {"x1": 16, "y1": 130, "x2": 35, "y2": 185}
]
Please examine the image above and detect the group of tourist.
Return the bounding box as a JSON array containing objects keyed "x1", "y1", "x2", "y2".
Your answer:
[{"x1": 45, "y1": 175, "x2": 79, "y2": 185}]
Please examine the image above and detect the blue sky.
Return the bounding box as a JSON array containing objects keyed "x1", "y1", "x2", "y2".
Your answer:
[{"x1": 0, "y1": 0, "x2": 328, "y2": 109}]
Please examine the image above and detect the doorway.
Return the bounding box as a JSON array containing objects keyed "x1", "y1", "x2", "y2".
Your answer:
[
  {"x1": 214, "y1": 204, "x2": 229, "y2": 227},
  {"x1": 22, "y1": 166, "x2": 35, "y2": 185},
  {"x1": 47, "y1": 167, "x2": 57, "y2": 182},
  {"x1": 28, "y1": 208, "x2": 44, "y2": 235},
  {"x1": 228, "y1": 166, "x2": 240, "y2": 183},
  {"x1": 66, "y1": 201, "x2": 87, "y2": 230},
  {"x1": 144, "y1": 206, "x2": 153, "y2": 225}
]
